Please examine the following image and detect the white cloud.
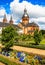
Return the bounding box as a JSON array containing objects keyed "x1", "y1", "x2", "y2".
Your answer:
[
  {"x1": 39, "y1": 25, "x2": 45, "y2": 30},
  {"x1": 0, "y1": 9, "x2": 5, "y2": 16},
  {"x1": 0, "y1": 8, "x2": 10, "y2": 23},
  {"x1": 30, "y1": 17, "x2": 45, "y2": 30},
  {"x1": 30, "y1": 17, "x2": 45, "y2": 22},
  {"x1": 10, "y1": 0, "x2": 45, "y2": 29},
  {"x1": 10, "y1": 0, "x2": 45, "y2": 18},
  {"x1": 0, "y1": 8, "x2": 17, "y2": 24},
  {"x1": 0, "y1": 8, "x2": 11, "y2": 23},
  {"x1": 0, "y1": 8, "x2": 6, "y2": 22}
]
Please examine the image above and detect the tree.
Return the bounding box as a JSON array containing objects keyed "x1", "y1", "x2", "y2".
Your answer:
[
  {"x1": 1, "y1": 25, "x2": 18, "y2": 49},
  {"x1": 18, "y1": 34, "x2": 31, "y2": 41},
  {"x1": 26, "y1": 34, "x2": 31, "y2": 41},
  {"x1": 20, "y1": 34, "x2": 27, "y2": 41},
  {"x1": 34, "y1": 30, "x2": 42, "y2": 45},
  {"x1": 40, "y1": 30, "x2": 45, "y2": 35},
  {"x1": 38, "y1": 31, "x2": 42, "y2": 43}
]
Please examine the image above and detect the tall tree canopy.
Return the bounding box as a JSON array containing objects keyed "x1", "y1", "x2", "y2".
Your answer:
[
  {"x1": 34, "y1": 30, "x2": 42, "y2": 45},
  {"x1": 40, "y1": 30, "x2": 45, "y2": 35},
  {"x1": 1, "y1": 25, "x2": 18, "y2": 49}
]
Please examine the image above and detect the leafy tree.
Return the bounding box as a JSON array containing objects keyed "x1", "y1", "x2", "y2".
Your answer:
[
  {"x1": 14, "y1": 35, "x2": 20, "y2": 43},
  {"x1": 18, "y1": 34, "x2": 31, "y2": 41},
  {"x1": 40, "y1": 30, "x2": 45, "y2": 35},
  {"x1": 26, "y1": 34, "x2": 31, "y2": 40},
  {"x1": 1, "y1": 25, "x2": 18, "y2": 49},
  {"x1": 43, "y1": 34, "x2": 45, "y2": 38},
  {"x1": 20, "y1": 34, "x2": 27, "y2": 41},
  {"x1": 38, "y1": 31, "x2": 42, "y2": 43},
  {"x1": 34, "y1": 30, "x2": 42, "y2": 45}
]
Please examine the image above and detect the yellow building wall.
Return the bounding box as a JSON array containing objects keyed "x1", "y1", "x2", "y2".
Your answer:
[
  {"x1": 22, "y1": 17, "x2": 29, "y2": 25},
  {"x1": 23, "y1": 27, "x2": 28, "y2": 34},
  {"x1": 18, "y1": 23, "x2": 23, "y2": 29},
  {"x1": 18, "y1": 22, "x2": 39, "y2": 35},
  {"x1": 27, "y1": 26, "x2": 39, "y2": 31},
  {"x1": 27, "y1": 26, "x2": 39, "y2": 35}
]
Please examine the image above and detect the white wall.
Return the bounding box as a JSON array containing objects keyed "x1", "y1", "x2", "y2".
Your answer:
[{"x1": 0, "y1": 27, "x2": 2, "y2": 34}]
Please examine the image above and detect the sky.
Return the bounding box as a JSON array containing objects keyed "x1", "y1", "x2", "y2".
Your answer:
[{"x1": 0, "y1": 0, "x2": 45, "y2": 30}]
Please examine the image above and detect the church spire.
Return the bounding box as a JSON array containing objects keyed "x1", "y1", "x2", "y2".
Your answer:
[
  {"x1": 24, "y1": 7, "x2": 27, "y2": 14},
  {"x1": 22, "y1": 7, "x2": 29, "y2": 25},
  {"x1": 10, "y1": 15, "x2": 12, "y2": 21},
  {"x1": 9, "y1": 15, "x2": 13, "y2": 24},
  {"x1": 22, "y1": 7, "x2": 29, "y2": 18},
  {"x1": 3, "y1": 14, "x2": 7, "y2": 23},
  {"x1": 4, "y1": 14, "x2": 6, "y2": 19}
]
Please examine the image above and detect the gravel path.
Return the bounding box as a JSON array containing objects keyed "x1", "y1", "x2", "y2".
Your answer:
[{"x1": 12, "y1": 46, "x2": 45, "y2": 57}]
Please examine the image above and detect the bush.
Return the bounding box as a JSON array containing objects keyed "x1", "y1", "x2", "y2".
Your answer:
[{"x1": 14, "y1": 43, "x2": 45, "y2": 50}]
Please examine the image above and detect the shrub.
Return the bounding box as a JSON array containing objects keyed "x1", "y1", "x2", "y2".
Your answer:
[{"x1": 14, "y1": 42, "x2": 45, "y2": 50}]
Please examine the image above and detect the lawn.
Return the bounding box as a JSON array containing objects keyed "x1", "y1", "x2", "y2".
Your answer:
[
  {"x1": 14, "y1": 37, "x2": 45, "y2": 50},
  {"x1": 18, "y1": 37, "x2": 45, "y2": 45},
  {"x1": 40, "y1": 38, "x2": 45, "y2": 44},
  {"x1": 0, "y1": 55, "x2": 21, "y2": 65}
]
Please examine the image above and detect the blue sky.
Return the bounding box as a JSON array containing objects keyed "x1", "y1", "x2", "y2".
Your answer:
[
  {"x1": 0, "y1": 0, "x2": 45, "y2": 14},
  {"x1": 0, "y1": 0, "x2": 45, "y2": 30},
  {"x1": 0, "y1": 0, "x2": 13, "y2": 13}
]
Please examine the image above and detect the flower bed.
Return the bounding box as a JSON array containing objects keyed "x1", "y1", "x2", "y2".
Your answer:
[{"x1": 0, "y1": 49, "x2": 45, "y2": 65}]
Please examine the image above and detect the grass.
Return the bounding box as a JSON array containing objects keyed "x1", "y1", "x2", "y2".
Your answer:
[
  {"x1": 14, "y1": 38, "x2": 45, "y2": 50},
  {"x1": 0, "y1": 37, "x2": 45, "y2": 50},
  {"x1": 0, "y1": 55, "x2": 21, "y2": 65},
  {"x1": 18, "y1": 37, "x2": 45, "y2": 45},
  {"x1": 40, "y1": 38, "x2": 45, "y2": 44}
]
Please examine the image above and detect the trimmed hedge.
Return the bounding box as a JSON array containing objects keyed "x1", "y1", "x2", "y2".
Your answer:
[{"x1": 14, "y1": 43, "x2": 45, "y2": 50}]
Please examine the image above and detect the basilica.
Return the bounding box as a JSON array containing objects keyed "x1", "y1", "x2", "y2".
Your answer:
[
  {"x1": 18, "y1": 8, "x2": 39, "y2": 35},
  {"x1": 0, "y1": 8, "x2": 39, "y2": 35}
]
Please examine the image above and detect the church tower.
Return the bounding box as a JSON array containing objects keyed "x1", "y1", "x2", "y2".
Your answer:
[
  {"x1": 22, "y1": 8, "x2": 29, "y2": 25},
  {"x1": 9, "y1": 16, "x2": 13, "y2": 24},
  {"x1": 3, "y1": 14, "x2": 7, "y2": 23}
]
